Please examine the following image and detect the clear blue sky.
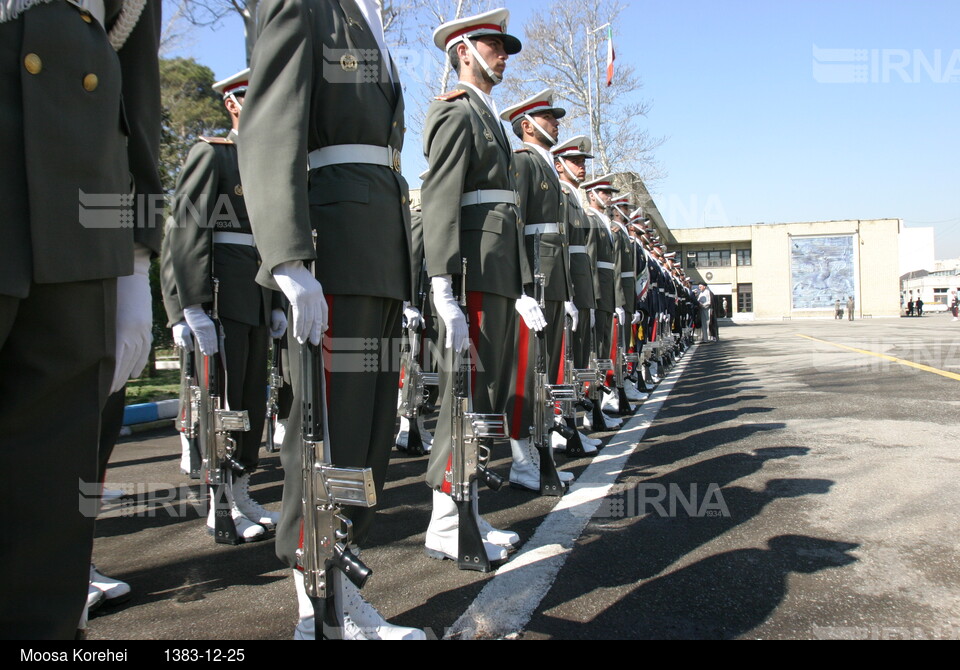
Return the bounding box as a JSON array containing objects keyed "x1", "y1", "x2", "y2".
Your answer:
[{"x1": 167, "y1": 0, "x2": 960, "y2": 258}]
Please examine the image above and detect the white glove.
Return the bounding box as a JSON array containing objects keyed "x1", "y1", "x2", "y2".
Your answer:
[
  {"x1": 565, "y1": 300, "x2": 579, "y2": 332},
  {"x1": 403, "y1": 301, "x2": 423, "y2": 330},
  {"x1": 183, "y1": 304, "x2": 218, "y2": 356},
  {"x1": 590, "y1": 309, "x2": 596, "y2": 329},
  {"x1": 431, "y1": 275, "x2": 469, "y2": 353},
  {"x1": 615, "y1": 307, "x2": 626, "y2": 324},
  {"x1": 171, "y1": 321, "x2": 193, "y2": 353},
  {"x1": 516, "y1": 295, "x2": 547, "y2": 332},
  {"x1": 112, "y1": 245, "x2": 153, "y2": 393},
  {"x1": 273, "y1": 261, "x2": 327, "y2": 345},
  {"x1": 270, "y1": 308, "x2": 288, "y2": 339},
  {"x1": 632, "y1": 311, "x2": 642, "y2": 325}
]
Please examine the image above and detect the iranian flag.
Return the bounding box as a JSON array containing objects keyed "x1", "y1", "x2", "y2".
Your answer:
[{"x1": 605, "y1": 26, "x2": 615, "y2": 86}]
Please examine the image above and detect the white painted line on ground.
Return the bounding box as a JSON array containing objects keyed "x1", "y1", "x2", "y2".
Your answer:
[{"x1": 447, "y1": 346, "x2": 697, "y2": 639}]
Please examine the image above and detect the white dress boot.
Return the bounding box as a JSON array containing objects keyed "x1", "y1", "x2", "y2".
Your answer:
[
  {"x1": 624, "y1": 378, "x2": 648, "y2": 401},
  {"x1": 424, "y1": 490, "x2": 508, "y2": 562},
  {"x1": 509, "y1": 438, "x2": 572, "y2": 492},
  {"x1": 179, "y1": 433, "x2": 191, "y2": 475},
  {"x1": 272, "y1": 419, "x2": 286, "y2": 451},
  {"x1": 334, "y1": 572, "x2": 427, "y2": 640},
  {"x1": 206, "y1": 483, "x2": 266, "y2": 542},
  {"x1": 90, "y1": 563, "x2": 131, "y2": 605},
  {"x1": 471, "y1": 483, "x2": 518, "y2": 548},
  {"x1": 395, "y1": 415, "x2": 410, "y2": 450},
  {"x1": 293, "y1": 569, "x2": 366, "y2": 640},
  {"x1": 232, "y1": 473, "x2": 280, "y2": 529}
]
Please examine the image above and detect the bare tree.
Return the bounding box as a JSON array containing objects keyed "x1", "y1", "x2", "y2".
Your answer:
[
  {"x1": 500, "y1": 0, "x2": 663, "y2": 183},
  {"x1": 179, "y1": 0, "x2": 259, "y2": 62},
  {"x1": 160, "y1": 0, "x2": 197, "y2": 55}
]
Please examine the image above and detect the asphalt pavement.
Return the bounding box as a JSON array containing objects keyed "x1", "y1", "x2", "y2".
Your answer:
[{"x1": 87, "y1": 315, "x2": 960, "y2": 640}]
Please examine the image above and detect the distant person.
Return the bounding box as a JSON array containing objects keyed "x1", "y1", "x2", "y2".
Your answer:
[
  {"x1": 907, "y1": 298, "x2": 914, "y2": 317},
  {"x1": 697, "y1": 284, "x2": 714, "y2": 342},
  {"x1": 915, "y1": 297, "x2": 923, "y2": 317},
  {"x1": 950, "y1": 289, "x2": 958, "y2": 321},
  {"x1": 846, "y1": 296, "x2": 855, "y2": 321},
  {"x1": 834, "y1": 299, "x2": 842, "y2": 319}
]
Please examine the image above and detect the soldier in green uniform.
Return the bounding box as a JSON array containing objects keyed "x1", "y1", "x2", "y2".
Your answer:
[
  {"x1": 238, "y1": 0, "x2": 423, "y2": 640},
  {"x1": 499, "y1": 89, "x2": 577, "y2": 490},
  {"x1": 582, "y1": 175, "x2": 623, "y2": 430},
  {"x1": 0, "y1": 0, "x2": 162, "y2": 639},
  {"x1": 552, "y1": 135, "x2": 602, "y2": 451},
  {"x1": 167, "y1": 69, "x2": 286, "y2": 542},
  {"x1": 420, "y1": 8, "x2": 546, "y2": 563},
  {"x1": 609, "y1": 193, "x2": 646, "y2": 403}
]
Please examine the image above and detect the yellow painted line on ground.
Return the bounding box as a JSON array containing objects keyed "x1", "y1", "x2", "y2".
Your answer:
[{"x1": 797, "y1": 334, "x2": 960, "y2": 382}]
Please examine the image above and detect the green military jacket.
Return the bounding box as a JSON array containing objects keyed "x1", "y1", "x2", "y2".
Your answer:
[
  {"x1": 0, "y1": 0, "x2": 162, "y2": 298},
  {"x1": 167, "y1": 133, "x2": 279, "y2": 327},
  {"x1": 159, "y1": 219, "x2": 182, "y2": 327},
  {"x1": 586, "y1": 207, "x2": 618, "y2": 313},
  {"x1": 421, "y1": 85, "x2": 527, "y2": 299},
  {"x1": 614, "y1": 222, "x2": 636, "y2": 311},
  {"x1": 515, "y1": 145, "x2": 573, "y2": 303},
  {"x1": 560, "y1": 181, "x2": 598, "y2": 311},
  {"x1": 239, "y1": 0, "x2": 413, "y2": 302}
]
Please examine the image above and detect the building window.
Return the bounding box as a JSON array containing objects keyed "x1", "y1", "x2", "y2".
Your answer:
[
  {"x1": 737, "y1": 249, "x2": 752, "y2": 266},
  {"x1": 933, "y1": 288, "x2": 948, "y2": 304},
  {"x1": 737, "y1": 283, "x2": 753, "y2": 312},
  {"x1": 688, "y1": 250, "x2": 731, "y2": 268}
]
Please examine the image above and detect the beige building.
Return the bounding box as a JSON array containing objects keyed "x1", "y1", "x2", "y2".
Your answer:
[{"x1": 666, "y1": 219, "x2": 903, "y2": 320}]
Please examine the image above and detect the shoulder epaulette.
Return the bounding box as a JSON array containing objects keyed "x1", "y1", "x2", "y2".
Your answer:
[
  {"x1": 434, "y1": 89, "x2": 468, "y2": 102},
  {"x1": 199, "y1": 136, "x2": 234, "y2": 145},
  {"x1": 514, "y1": 147, "x2": 531, "y2": 154}
]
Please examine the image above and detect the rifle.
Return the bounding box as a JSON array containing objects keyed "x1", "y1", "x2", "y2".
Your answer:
[
  {"x1": 530, "y1": 234, "x2": 576, "y2": 494},
  {"x1": 587, "y1": 329, "x2": 615, "y2": 435},
  {"x1": 449, "y1": 258, "x2": 507, "y2": 572},
  {"x1": 397, "y1": 260, "x2": 431, "y2": 455},
  {"x1": 199, "y1": 278, "x2": 251, "y2": 545},
  {"x1": 560, "y1": 314, "x2": 596, "y2": 457},
  {"x1": 611, "y1": 312, "x2": 638, "y2": 415},
  {"x1": 177, "y1": 344, "x2": 202, "y2": 479},
  {"x1": 265, "y1": 338, "x2": 283, "y2": 454},
  {"x1": 296, "y1": 336, "x2": 377, "y2": 639}
]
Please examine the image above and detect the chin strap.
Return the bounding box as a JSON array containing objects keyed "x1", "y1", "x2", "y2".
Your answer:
[
  {"x1": 459, "y1": 35, "x2": 501, "y2": 84},
  {"x1": 524, "y1": 114, "x2": 557, "y2": 147}
]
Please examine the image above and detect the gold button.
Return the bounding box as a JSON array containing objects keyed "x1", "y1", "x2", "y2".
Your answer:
[
  {"x1": 83, "y1": 73, "x2": 98, "y2": 91},
  {"x1": 392, "y1": 121, "x2": 397, "y2": 127},
  {"x1": 401, "y1": 196, "x2": 407, "y2": 205},
  {"x1": 24, "y1": 53, "x2": 42, "y2": 75},
  {"x1": 81, "y1": 12, "x2": 92, "y2": 23}
]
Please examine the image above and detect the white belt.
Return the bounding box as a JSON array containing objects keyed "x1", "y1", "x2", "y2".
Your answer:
[
  {"x1": 622, "y1": 272, "x2": 635, "y2": 278},
  {"x1": 569, "y1": 245, "x2": 587, "y2": 254},
  {"x1": 213, "y1": 232, "x2": 256, "y2": 247},
  {"x1": 524, "y1": 223, "x2": 559, "y2": 235},
  {"x1": 68, "y1": 0, "x2": 105, "y2": 27},
  {"x1": 597, "y1": 261, "x2": 615, "y2": 270},
  {"x1": 460, "y1": 189, "x2": 519, "y2": 207},
  {"x1": 308, "y1": 144, "x2": 401, "y2": 172}
]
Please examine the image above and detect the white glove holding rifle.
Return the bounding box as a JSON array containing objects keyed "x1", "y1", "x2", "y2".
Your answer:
[
  {"x1": 273, "y1": 261, "x2": 327, "y2": 345},
  {"x1": 516, "y1": 295, "x2": 547, "y2": 332},
  {"x1": 565, "y1": 301, "x2": 579, "y2": 332},
  {"x1": 183, "y1": 304, "x2": 218, "y2": 356},
  {"x1": 431, "y1": 275, "x2": 469, "y2": 353},
  {"x1": 112, "y1": 244, "x2": 153, "y2": 393},
  {"x1": 171, "y1": 321, "x2": 193, "y2": 353}
]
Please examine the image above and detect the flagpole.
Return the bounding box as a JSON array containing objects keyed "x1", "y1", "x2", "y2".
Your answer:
[{"x1": 586, "y1": 22, "x2": 610, "y2": 179}]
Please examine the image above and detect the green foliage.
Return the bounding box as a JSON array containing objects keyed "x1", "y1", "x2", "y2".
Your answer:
[
  {"x1": 126, "y1": 367, "x2": 181, "y2": 404},
  {"x1": 159, "y1": 57, "x2": 231, "y2": 193}
]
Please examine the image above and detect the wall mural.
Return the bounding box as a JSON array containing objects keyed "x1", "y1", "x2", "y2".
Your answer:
[{"x1": 790, "y1": 235, "x2": 855, "y2": 310}]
